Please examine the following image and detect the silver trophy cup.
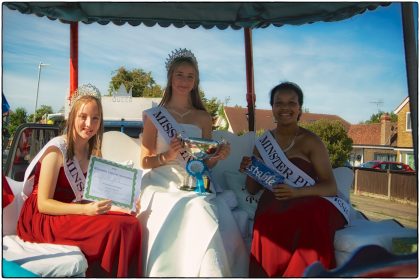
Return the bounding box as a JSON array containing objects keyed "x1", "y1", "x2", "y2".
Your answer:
[{"x1": 179, "y1": 136, "x2": 224, "y2": 192}]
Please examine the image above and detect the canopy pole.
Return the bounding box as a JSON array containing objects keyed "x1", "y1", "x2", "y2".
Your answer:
[
  {"x1": 244, "y1": 27, "x2": 256, "y2": 132},
  {"x1": 401, "y1": 3, "x2": 418, "y2": 171},
  {"x1": 69, "y1": 21, "x2": 79, "y2": 103}
]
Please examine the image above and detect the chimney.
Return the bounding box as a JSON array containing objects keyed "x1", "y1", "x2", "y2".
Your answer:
[{"x1": 380, "y1": 113, "x2": 392, "y2": 145}]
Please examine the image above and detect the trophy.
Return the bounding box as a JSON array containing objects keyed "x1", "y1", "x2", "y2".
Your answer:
[{"x1": 179, "y1": 135, "x2": 224, "y2": 194}]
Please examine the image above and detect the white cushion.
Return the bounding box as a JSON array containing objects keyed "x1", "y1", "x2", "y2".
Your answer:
[
  {"x1": 217, "y1": 189, "x2": 238, "y2": 210},
  {"x1": 224, "y1": 170, "x2": 262, "y2": 220},
  {"x1": 3, "y1": 235, "x2": 88, "y2": 277},
  {"x1": 334, "y1": 218, "x2": 417, "y2": 266},
  {"x1": 332, "y1": 167, "x2": 353, "y2": 203},
  {"x1": 211, "y1": 131, "x2": 255, "y2": 190},
  {"x1": 102, "y1": 131, "x2": 142, "y2": 169}
]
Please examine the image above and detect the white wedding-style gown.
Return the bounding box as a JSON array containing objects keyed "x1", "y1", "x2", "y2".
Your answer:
[{"x1": 138, "y1": 124, "x2": 248, "y2": 277}]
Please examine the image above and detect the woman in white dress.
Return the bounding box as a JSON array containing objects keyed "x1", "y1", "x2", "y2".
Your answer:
[{"x1": 138, "y1": 48, "x2": 248, "y2": 277}]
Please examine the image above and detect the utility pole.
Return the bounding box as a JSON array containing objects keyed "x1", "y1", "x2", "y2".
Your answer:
[{"x1": 34, "y1": 62, "x2": 50, "y2": 122}]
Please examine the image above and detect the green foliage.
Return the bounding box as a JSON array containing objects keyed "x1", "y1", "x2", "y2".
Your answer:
[
  {"x1": 8, "y1": 107, "x2": 27, "y2": 136},
  {"x1": 109, "y1": 67, "x2": 163, "y2": 98},
  {"x1": 199, "y1": 90, "x2": 224, "y2": 129},
  {"x1": 301, "y1": 120, "x2": 353, "y2": 168},
  {"x1": 364, "y1": 111, "x2": 397, "y2": 124},
  {"x1": 30, "y1": 105, "x2": 53, "y2": 123}
]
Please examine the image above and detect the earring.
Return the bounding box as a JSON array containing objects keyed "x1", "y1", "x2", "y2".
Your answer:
[{"x1": 273, "y1": 117, "x2": 277, "y2": 123}]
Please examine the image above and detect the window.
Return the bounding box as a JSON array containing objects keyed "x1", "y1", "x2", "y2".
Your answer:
[
  {"x1": 406, "y1": 112, "x2": 412, "y2": 131},
  {"x1": 390, "y1": 163, "x2": 403, "y2": 171},
  {"x1": 379, "y1": 163, "x2": 389, "y2": 170},
  {"x1": 375, "y1": 154, "x2": 396, "y2": 161}
]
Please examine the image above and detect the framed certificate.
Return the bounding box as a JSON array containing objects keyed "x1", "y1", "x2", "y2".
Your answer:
[{"x1": 83, "y1": 156, "x2": 142, "y2": 210}]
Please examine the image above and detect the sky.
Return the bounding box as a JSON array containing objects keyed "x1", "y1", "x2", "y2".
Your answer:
[{"x1": 2, "y1": 2, "x2": 416, "y2": 124}]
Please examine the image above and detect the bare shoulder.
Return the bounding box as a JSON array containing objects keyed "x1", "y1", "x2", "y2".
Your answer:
[
  {"x1": 40, "y1": 145, "x2": 63, "y2": 165},
  {"x1": 192, "y1": 109, "x2": 213, "y2": 137},
  {"x1": 194, "y1": 109, "x2": 212, "y2": 122},
  {"x1": 299, "y1": 127, "x2": 325, "y2": 147}
]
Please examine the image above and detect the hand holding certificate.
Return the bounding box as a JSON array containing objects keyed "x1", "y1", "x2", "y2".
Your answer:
[{"x1": 83, "y1": 156, "x2": 143, "y2": 212}]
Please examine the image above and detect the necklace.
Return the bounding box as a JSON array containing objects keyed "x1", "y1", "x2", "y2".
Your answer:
[
  {"x1": 167, "y1": 107, "x2": 192, "y2": 118},
  {"x1": 277, "y1": 128, "x2": 299, "y2": 153}
]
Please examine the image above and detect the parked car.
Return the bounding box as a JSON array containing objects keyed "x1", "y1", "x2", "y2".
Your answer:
[{"x1": 359, "y1": 160, "x2": 414, "y2": 172}]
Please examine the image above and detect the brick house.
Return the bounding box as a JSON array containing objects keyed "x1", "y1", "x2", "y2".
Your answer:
[
  {"x1": 347, "y1": 114, "x2": 397, "y2": 166},
  {"x1": 393, "y1": 97, "x2": 415, "y2": 168}
]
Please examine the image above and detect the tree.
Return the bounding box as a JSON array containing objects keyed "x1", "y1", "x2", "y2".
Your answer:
[
  {"x1": 199, "y1": 90, "x2": 223, "y2": 129},
  {"x1": 29, "y1": 105, "x2": 53, "y2": 123},
  {"x1": 8, "y1": 107, "x2": 27, "y2": 136},
  {"x1": 301, "y1": 120, "x2": 353, "y2": 168},
  {"x1": 108, "y1": 67, "x2": 163, "y2": 98},
  {"x1": 364, "y1": 111, "x2": 397, "y2": 124}
]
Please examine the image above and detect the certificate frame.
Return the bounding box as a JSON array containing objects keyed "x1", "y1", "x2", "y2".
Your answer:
[{"x1": 83, "y1": 156, "x2": 139, "y2": 209}]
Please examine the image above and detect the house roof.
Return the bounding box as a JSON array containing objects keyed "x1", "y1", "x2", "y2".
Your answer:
[
  {"x1": 347, "y1": 122, "x2": 397, "y2": 146},
  {"x1": 223, "y1": 106, "x2": 351, "y2": 134},
  {"x1": 348, "y1": 123, "x2": 381, "y2": 145},
  {"x1": 394, "y1": 96, "x2": 410, "y2": 114}
]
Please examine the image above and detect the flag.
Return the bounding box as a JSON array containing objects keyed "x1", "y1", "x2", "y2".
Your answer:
[{"x1": 2, "y1": 175, "x2": 14, "y2": 208}]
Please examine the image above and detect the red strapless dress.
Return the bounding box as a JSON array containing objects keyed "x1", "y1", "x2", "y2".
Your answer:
[
  {"x1": 17, "y1": 162, "x2": 142, "y2": 277},
  {"x1": 249, "y1": 158, "x2": 346, "y2": 277}
]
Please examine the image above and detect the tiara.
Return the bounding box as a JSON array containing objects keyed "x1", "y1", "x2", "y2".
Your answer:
[
  {"x1": 165, "y1": 48, "x2": 198, "y2": 71},
  {"x1": 70, "y1": 84, "x2": 102, "y2": 107}
]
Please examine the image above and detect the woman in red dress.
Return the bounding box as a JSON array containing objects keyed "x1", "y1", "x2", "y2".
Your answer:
[
  {"x1": 17, "y1": 85, "x2": 142, "y2": 277},
  {"x1": 240, "y1": 82, "x2": 347, "y2": 277}
]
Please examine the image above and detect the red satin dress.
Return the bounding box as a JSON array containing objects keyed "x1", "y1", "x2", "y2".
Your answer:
[
  {"x1": 17, "y1": 162, "x2": 142, "y2": 277},
  {"x1": 249, "y1": 158, "x2": 346, "y2": 277}
]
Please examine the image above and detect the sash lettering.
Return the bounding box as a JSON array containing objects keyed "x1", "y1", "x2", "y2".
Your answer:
[
  {"x1": 256, "y1": 131, "x2": 350, "y2": 224},
  {"x1": 66, "y1": 159, "x2": 84, "y2": 192},
  {"x1": 144, "y1": 106, "x2": 195, "y2": 168}
]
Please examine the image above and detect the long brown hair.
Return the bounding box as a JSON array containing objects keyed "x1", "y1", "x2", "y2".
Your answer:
[
  {"x1": 159, "y1": 57, "x2": 206, "y2": 111},
  {"x1": 65, "y1": 95, "x2": 103, "y2": 160}
]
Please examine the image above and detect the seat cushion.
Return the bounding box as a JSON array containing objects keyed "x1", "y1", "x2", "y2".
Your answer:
[
  {"x1": 334, "y1": 218, "x2": 417, "y2": 266},
  {"x1": 102, "y1": 131, "x2": 142, "y2": 169},
  {"x1": 224, "y1": 170, "x2": 263, "y2": 220},
  {"x1": 3, "y1": 235, "x2": 88, "y2": 277},
  {"x1": 211, "y1": 131, "x2": 255, "y2": 190}
]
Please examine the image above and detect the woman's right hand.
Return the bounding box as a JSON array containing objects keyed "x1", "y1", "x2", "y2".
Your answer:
[
  {"x1": 239, "y1": 156, "x2": 252, "y2": 173},
  {"x1": 163, "y1": 137, "x2": 183, "y2": 161},
  {"x1": 83, "y1": 199, "x2": 112, "y2": 216}
]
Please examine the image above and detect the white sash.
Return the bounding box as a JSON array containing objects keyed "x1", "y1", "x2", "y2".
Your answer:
[
  {"x1": 143, "y1": 106, "x2": 193, "y2": 168},
  {"x1": 255, "y1": 131, "x2": 350, "y2": 224},
  {"x1": 22, "y1": 136, "x2": 85, "y2": 202},
  {"x1": 143, "y1": 106, "x2": 223, "y2": 193}
]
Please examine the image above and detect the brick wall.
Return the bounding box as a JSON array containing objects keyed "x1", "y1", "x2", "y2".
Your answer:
[{"x1": 397, "y1": 103, "x2": 413, "y2": 148}]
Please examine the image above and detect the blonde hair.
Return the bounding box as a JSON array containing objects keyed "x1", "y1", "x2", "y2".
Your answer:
[
  {"x1": 65, "y1": 95, "x2": 103, "y2": 160},
  {"x1": 159, "y1": 57, "x2": 206, "y2": 111}
]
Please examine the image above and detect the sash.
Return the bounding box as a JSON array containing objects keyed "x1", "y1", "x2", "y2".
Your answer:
[
  {"x1": 143, "y1": 106, "x2": 223, "y2": 193},
  {"x1": 143, "y1": 106, "x2": 193, "y2": 168},
  {"x1": 22, "y1": 136, "x2": 85, "y2": 202},
  {"x1": 255, "y1": 131, "x2": 350, "y2": 224}
]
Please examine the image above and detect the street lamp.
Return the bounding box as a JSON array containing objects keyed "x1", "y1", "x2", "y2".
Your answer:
[{"x1": 33, "y1": 62, "x2": 50, "y2": 122}]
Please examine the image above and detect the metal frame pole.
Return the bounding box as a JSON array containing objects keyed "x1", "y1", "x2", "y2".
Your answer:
[{"x1": 244, "y1": 27, "x2": 256, "y2": 132}]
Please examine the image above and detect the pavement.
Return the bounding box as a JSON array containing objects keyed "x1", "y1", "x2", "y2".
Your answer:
[{"x1": 350, "y1": 193, "x2": 418, "y2": 229}]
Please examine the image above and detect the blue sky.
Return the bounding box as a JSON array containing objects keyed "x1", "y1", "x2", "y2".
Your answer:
[{"x1": 2, "y1": 3, "x2": 415, "y2": 124}]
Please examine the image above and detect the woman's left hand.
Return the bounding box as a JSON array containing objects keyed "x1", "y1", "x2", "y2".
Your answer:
[
  {"x1": 272, "y1": 184, "x2": 298, "y2": 200},
  {"x1": 214, "y1": 142, "x2": 230, "y2": 160}
]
